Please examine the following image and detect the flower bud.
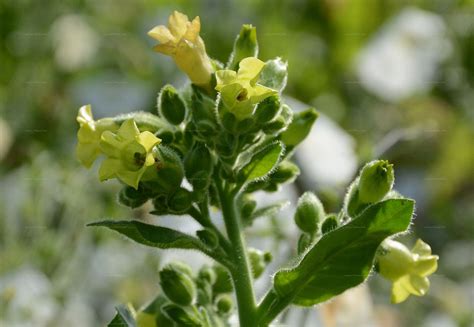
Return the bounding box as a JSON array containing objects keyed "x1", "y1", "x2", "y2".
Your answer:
[
  {"x1": 212, "y1": 265, "x2": 233, "y2": 294},
  {"x1": 270, "y1": 161, "x2": 300, "y2": 185},
  {"x1": 196, "y1": 228, "x2": 219, "y2": 249},
  {"x1": 255, "y1": 95, "x2": 281, "y2": 124},
  {"x1": 280, "y1": 107, "x2": 318, "y2": 151},
  {"x1": 151, "y1": 194, "x2": 169, "y2": 215},
  {"x1": 198, "y1": 265, "x2": 216, "y2": 285},
  {"x1": 118, "y1": 185, "x2": 149, "y2": 209},
  {"x1": 184, "y1": 143, "x2": 213, "y2": 190},
  {"x1": 321, "y1": 214, "x2": 338, "y2": 234},
  {"x1": 262, "y1": 104, "x2": 292, "y2": 135},
  {"x1": 158, "y1": 84, "x2": 186, "y2": 125},
  {"x1": 159, "y1": 263, "x2": 197, "y2": 305},
  {"x1": 227, "y1": 24, "x2": 258, "y2": 70},
  {"x1": 168, "y1": 188, "x2": 193, "y2": 214},
  {"x1": 161, "y1": 304, "x2": 202, "y2": 326},
  {"x1": 215, "y1": 294, "x2": 233, "y2": 315},
  {"x1": 297, "y1": 233, "x2": 313, "y2": 254},
  {"x1": 294, "y1": 192, "x2": 325, "y2": 234},
  {"x1": 143, "y1": 146, "x2": 184, "y2": 194},
  {"x1": 377, "y1": 240, "x2": 413, "y2": 281},
  {"x1": 358, "y1": 160, "x2": 394, "y2": 203},
  {"x1": 248, "y1": 248, "x2": 269, "y2": 279}
]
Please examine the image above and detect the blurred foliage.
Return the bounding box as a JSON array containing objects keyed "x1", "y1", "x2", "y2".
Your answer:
[{"x1": 1, "y1": 0, "x2": 473, "y2": 326}]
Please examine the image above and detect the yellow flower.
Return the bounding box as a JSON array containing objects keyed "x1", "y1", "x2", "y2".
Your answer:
[
  {"x1": 76, "y1": 105, "x2": 118, "y2": 168},
  {"x1": 215, "y1": 57, "x2": 277, "y2": 118},
  {"x1": 98, "y1": 119, "x2": 161, "y2": 189},
  {"x1": 377, "y1": 239, "x2": 438, "y2": 303},
  {"x1": 148, "y1": 11, "x2": 213, "y2": 88}
]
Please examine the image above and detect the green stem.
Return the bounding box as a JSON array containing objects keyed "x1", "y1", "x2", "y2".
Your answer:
[
  {"x1": 215, "y1": 178, "x2": 258, "y2": 327},
  {"x1": 257, "y1": 290, "x2": 293, "y2": 326}
]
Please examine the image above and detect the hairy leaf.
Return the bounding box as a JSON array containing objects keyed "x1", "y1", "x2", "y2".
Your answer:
[
  {"x1": 273, "y1": 199, "x2": 414, "y2": 306},
  {"x1": 238, "y1": 142, "x2": 284, "y2": 184},
  {"x1": 88, "y1": 220, "x2": 205, "y2": 250},
  {"x1": 108, "y1": 305, "x2": 136, "y2": 327}
]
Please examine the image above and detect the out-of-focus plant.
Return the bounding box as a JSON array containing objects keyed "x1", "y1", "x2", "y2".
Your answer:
[{"x1": 76, "y1": 11, "x2": 438, "y2": 326}]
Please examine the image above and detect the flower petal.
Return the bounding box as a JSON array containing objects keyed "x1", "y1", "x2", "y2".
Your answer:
[
  {"x1": 219, "y1": 83, "x2": 243, "y2": 108},
  {"x1": 117, "y1": 119, "x2": 140, "y2": 139},
  {"x1": 412, "y1": 255, "x2": 438, "y2": 277},
  {"x1": 76, "y1": 142, "x2": 99, "y2": 168},
  {"x1": 408, "y1": 274, "x2": 430, "y2": 296},
  {"x1": 168, "y1": 11, "x2": 189, "y2": 39},
  {"x1": 148, "y1": 25, "x2": 175, "y2": 43},
  {"x1": 100, "y1": 131, "x2": 122, "y2": 157},
  {"x1": 412, "y1": 239, "x2": 432, "y2": 256},
  {"x1": 137, "y1": 131, "x2": 161, "y2": 152},
  {"x1": 391, "y1": 279, "x2": 411, "y2": 303},
  {"x1": 99, "y1": 158, "x2": 121, "y2": 181},
  {"x1": 183, "y1": 16, "x2": 200, "y2": 42},
  {"x1": 237, "y1": 57, "x2": 265, "y2": 83},
  {"x1": 118, "y1": 167, "x2": 146, "y2": 189},
  {"x1": 215, "y1": 70, "x2": 238, "y2": 90},
  {"x1": 249, "y1": 84, "x2": 277, "y2": 104},
  {"x1": 77, "y1": 104, "x2": 94, "y2": 125}
]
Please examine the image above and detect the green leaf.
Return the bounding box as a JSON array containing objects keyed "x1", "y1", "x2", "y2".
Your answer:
[
  {"x1": 238, "y1": 142, "x2": 284, "y2": 184},
  {"x1": 108, "y1": 305, "x2": 137, "y2": 327},
  {"x1": 273, "y1": 199, "x2": 414, "y2": 306},
  {"x1": 88, "y1": 220, "x2": 206, "y2": 250}
]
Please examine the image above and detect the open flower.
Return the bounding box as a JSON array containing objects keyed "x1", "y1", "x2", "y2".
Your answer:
[
  {"x1": 98, "y1": 119, "x2": 161, "y2": 189},
  {"x1": 148, "y1": 11, "x2": 213, "y2": 88},
  {"x1": 377, "y1": 239, "x2": 438, "y2": 303},
  {"x1": 76, "y1": 105, "x2": 118, "y2": 168},
  {"x1": 215, "y1": 57, "x2": 277, "y2": 118}
]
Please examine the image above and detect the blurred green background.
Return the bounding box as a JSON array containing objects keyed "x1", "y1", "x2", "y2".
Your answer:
[{"x1": 1, "y1": 0, "x2": 473, "y2": 326}]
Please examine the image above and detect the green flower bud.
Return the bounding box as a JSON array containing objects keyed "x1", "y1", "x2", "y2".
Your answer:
[
  {"x1": 280, "y1": 107, "x2": 318, "y2": 151},
  {"x1": 227, "y1": 24, "x2": 258, "y2": 70},
  {"x1": 159, "y1": 263, "x2": 197, "y2": 305},
  {"x1": 321, "y1": 214, "x2": 338, "y2": 234},
  {"x1": 151, "y1": 194, "x2": 169, "y2": 215},
  {"x1": 248, "y1": 248, "x2": 269, "y2": 279},
  {"x1": 294, "y1": 192, "x2": 325, "y2": 234},
  {"x1": 143, "y1": 146, "x2": 184, "y2": 194},
  {"x1": 158, "y1": 84, "x2": 186, "y2": 125},
  {"x1": 344, "y1": 178, "x2": 368, "y2": 218},
  {"x1": 184, "y1": 143, "x2": 213, "y2": 190},
  {"x1": 215, "y1": 294, "x2": 233, "y2": 315},
  {"x1": 262, "y1": 116, "x2": 286, "y2": 134},
  {"x1": 298, "y1": 233, "x2": 311, "y2": 254},
  {"x1": 196, "y1": 228, "x2": 219, "y2": 249},
  {"x1": 358, "y1": 160, "x2": 394, "y2": 203},
  {"x1": 198, "y1": 265, "x2": 217, "y2": 285},
  {"x1": 212, "y1": 265, "x2": 233, "y2": 294},
  {"x1": 161, "y1": 304, "x2": 202, "y2": 326},
  {"x1": 221, "y1": 111, "x2": 238, "y2": 131},
  {"x1": 156, "y1": 129, "x2": 174, "y2": 145},
  {"x1": 168, "y1": 188, "x2": 193, "y2": 214},
  {"x1": 239, "y1": 195, "x2": 257, "y2": 224},
  {"x1": 270, "y1": 160, "x2": 300, "y2": 185},
  {"x1": 117, "y1": 185, "x2": 149, "y2": 209},
  {"x1": 255, "y1": 95, "x2": 281, "y2": 124}
]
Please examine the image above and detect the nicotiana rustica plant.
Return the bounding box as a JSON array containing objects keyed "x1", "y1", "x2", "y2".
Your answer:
[{"x1": 76, "y1": 11, "x2": 438, "y2": 327}]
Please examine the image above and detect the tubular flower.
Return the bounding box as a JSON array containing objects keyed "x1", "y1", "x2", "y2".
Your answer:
[
  {"x1": 98, "y1": 119, "x2": 161, "y2": 189},
  {"x1": 377, "y1": 239, "x2": 438, "y2": 303},
  {"x1": 76, "y1": 105, "x2": 119, "y2": 168},
  {"x1": 148, "y1": 11, "x2": 213, "y2": 88},
  {"x1": 215, "y1": 57, "x2": 277, "y2": 118}
]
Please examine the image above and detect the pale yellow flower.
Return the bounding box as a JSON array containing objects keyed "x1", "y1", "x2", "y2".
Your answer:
[
  {"x1": 377, "y1": 239, "x2": 438, "y2": 303},
  {"x1": 148, "y1": 11, "x2": 213, "y2": 88}
]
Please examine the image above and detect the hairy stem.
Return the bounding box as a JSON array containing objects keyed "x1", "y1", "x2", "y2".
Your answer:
[{"x1": 215, "y1": 177, "x2": 258, "y2": 327}]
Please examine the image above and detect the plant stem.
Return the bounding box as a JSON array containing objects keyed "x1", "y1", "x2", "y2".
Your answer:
[{"x1": 215, "y1": 178, "x2": 258, "y2": 327}]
